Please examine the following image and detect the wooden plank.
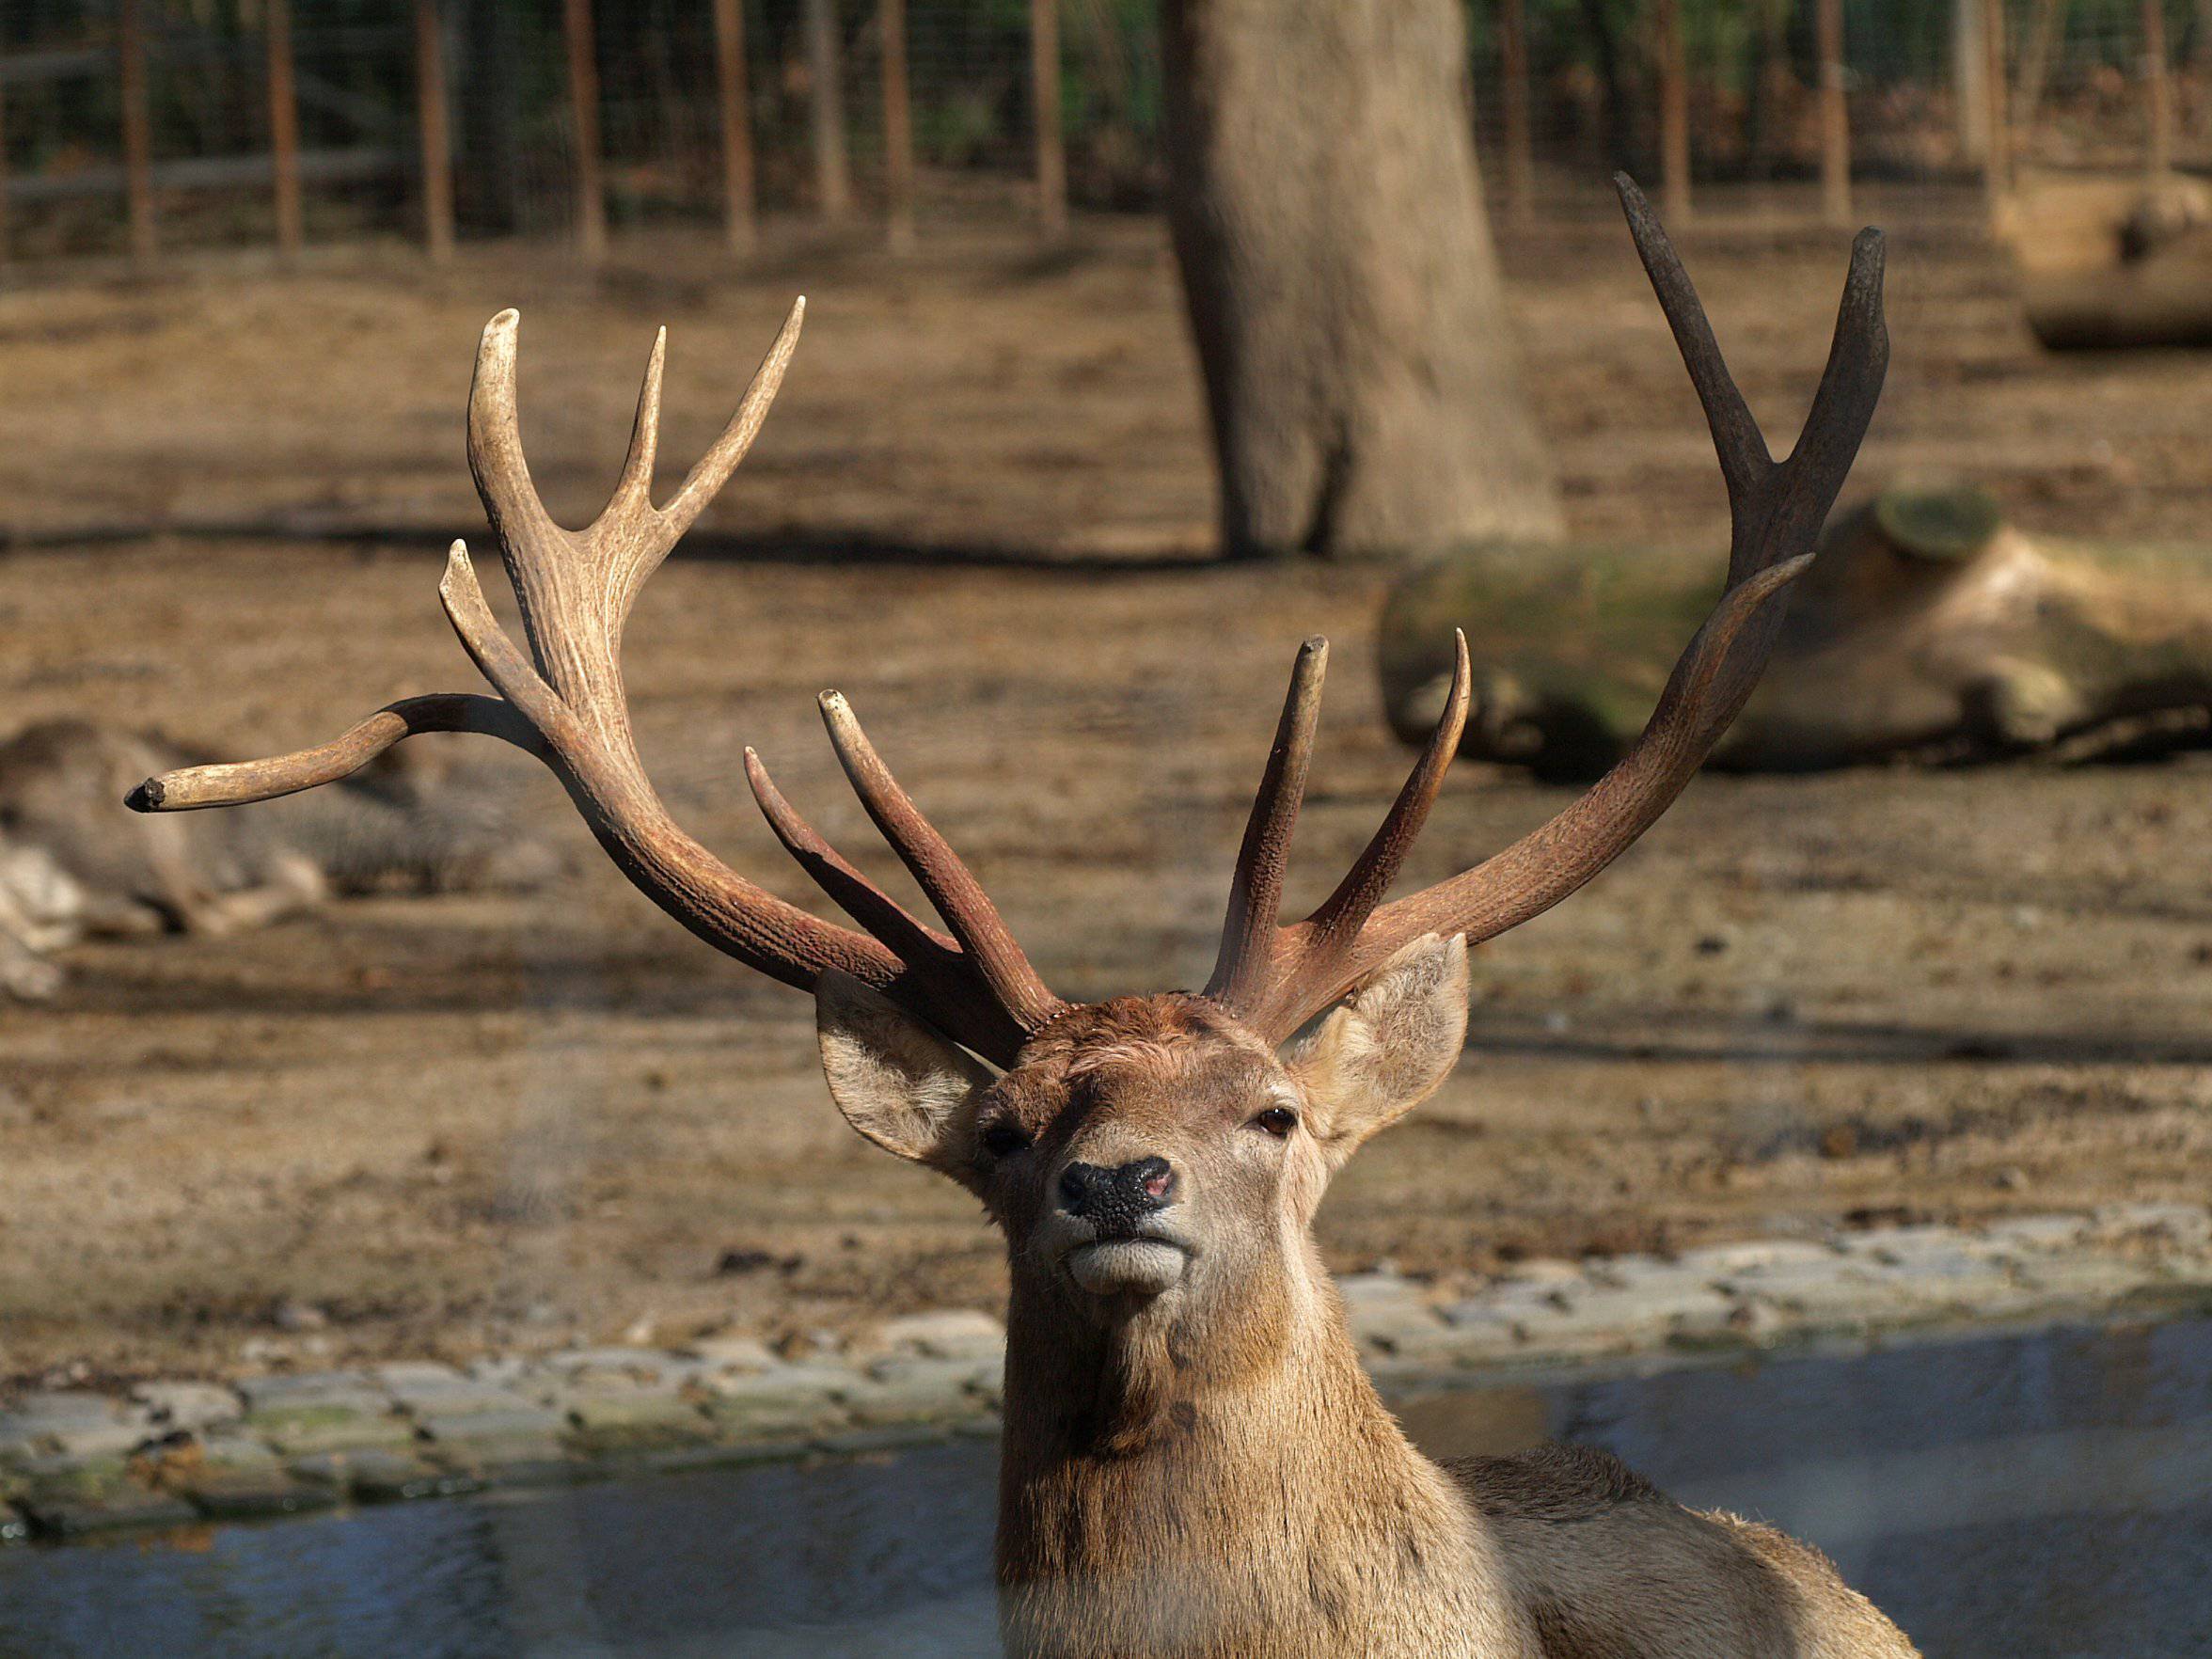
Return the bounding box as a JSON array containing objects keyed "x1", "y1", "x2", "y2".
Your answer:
[
  {"x1": 3, "y1": 147, "x2": 405, "y2": 203},
  {"x1": 881, "y1": 0, "x2": 914, "y2": 250},
  {"x1": 1032, "y1": 0, "x2": 1066, "y2": 237},
  {"x1": 266, "y1": 0, "x2": 303, "y2": 259},
  {"x1": 1817, "y1": 0, "x2": 1851, "y2": 224},
  {"x1": 1498, "y1": 0, "x2": 1534, "y2": 223},
  {"x1": 564, "y1": 0, "x2": 608, "y2": 261},
  {"x1": 712, "y1": 0, "x2": 756, "y2": 252},
  {"x1": 118, "y1": 0, "x2": 156, "y2": 265},
  {"x1": 414, "y1": 0, "x2": 454, "y2": 263},
  {"x1": 803, "y1": 0, "x2": 851, "y2": 223},
  {"x1": 1656, "y1": 0, "x2": 1689, "y2": 224}
]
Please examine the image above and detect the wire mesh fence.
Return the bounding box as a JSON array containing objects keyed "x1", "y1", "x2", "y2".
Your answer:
[{"x1": 0, "y1": 1, "x2": 2206, "y2": 269}]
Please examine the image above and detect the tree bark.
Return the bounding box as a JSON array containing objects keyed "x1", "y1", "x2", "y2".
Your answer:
[{"x1": 1160, "y1": 0, "x2": 1563, "y2": 562}]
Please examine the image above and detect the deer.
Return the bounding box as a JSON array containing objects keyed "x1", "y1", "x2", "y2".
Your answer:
[
  {"x1": 129, "y1": 178, "x2": 1914, "y2": 1656},
  {"x1": 0, "y1": 716, "x2": 558, "y2": 997}
]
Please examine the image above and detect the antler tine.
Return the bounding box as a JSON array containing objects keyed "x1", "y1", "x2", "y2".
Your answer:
[
  {"x1": 1307, "y1": 630, "x2": 1472, "y2": 938},
  {"x1": 1205, "y1": 637, "x2": 1328, "y2": 1005},
  {"x1": 743, "y1": 746, "x2": 1039, "y2": 1063},
  {"x1": 742, "y1": 747, "x2": 958, "y2": 963},
  {"x1": 660, "y1": 296, "x2": 805, "y2": 545},
  {"x1": 817, "y1": 692, "x2": 1066, "y2": 1033},
  {"x1": 610, "y1": 326, "x2": 667, "y2": 514},
  {"x1": 466, "y1": 309, "x2": 563, "y2": 557},
  {"x1": 1614, "y1": 174, "x2": 1769, "y2": 509},
  {"x1": 1215, "y1": 182, "x2": 1887, "y2": 1043}
]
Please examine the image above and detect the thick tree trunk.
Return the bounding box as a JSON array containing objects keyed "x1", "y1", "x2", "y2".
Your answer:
[{"x1": 1160, "y1": 0, "x2": 1564, "y2": 561}]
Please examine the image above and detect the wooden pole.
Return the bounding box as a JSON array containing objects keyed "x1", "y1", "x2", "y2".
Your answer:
[
  {"x1": 803, "y1": 0, "x2": 852, "y2": 223},
  {"x1": 118, "y1": 0, "x2": 157, "y2": 267},
  {"x1": 1498, "y1": 0, "x2": 1535, "y2": 224},
  {"x1": 881, "y1": 0, "x2": 915, "y2": 250},
  {"x1": 712, "y1": 0, "x2": 756, "y2": 252},
  {"x1": 1816, "y1": 0, "x2": 1852, "y2": 224},
  {"x1": 1657, "y1": 0, "x2": 1690, "y2": 224},
  {"x1": 265, "y1": 0, "x2": 303, "y2": 260},
  {"x1": 1983, "y1": 0, "x2": 2011, "y2": 213},
  {"x1": 1954, "y1": 0, "x2": 1989, "y2": 164},
  {"x1": 414, "y1": 0, "x2": 455, "y2": 263},
  {"x1": 563, "y1": 0, "x2": 608, "y2": 261},
  {"x1": 2015, "y1": 0, "x2": 2070, "y2": 125},
  {"x1": 1032, "y1": 0, "x2": 1067, "y2": 237},
  {"x1": 0, "y1": 61, "x2": 11, "y2": 274},
  {"x1": 2145, "y1": 0, "x2": 2174, "y2": 177}
]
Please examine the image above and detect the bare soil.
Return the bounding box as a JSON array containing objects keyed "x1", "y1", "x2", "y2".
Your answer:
[{"x1": 4, "y1": 186, "x2": 2211, "y2": 1383}]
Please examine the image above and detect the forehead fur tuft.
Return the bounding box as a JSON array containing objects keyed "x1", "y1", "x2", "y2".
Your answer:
[{"x1": 1019, "y1": 993, "x2": 1271, "y2": 1078}]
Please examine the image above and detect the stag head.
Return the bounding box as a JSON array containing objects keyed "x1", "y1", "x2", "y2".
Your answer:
[{"x1": 133, "y1": 180, "x2": 1886, "y2": 1354}]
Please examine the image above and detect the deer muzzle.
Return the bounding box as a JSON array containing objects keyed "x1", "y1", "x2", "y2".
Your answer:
[{"x1": 1049, "y1": 1156, "x2": 1191, "y2": 1297}]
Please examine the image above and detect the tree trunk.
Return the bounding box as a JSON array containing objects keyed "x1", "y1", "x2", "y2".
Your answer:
[{"x1": 1160, "y1": 0, "x2": 1563, "y2": 561}]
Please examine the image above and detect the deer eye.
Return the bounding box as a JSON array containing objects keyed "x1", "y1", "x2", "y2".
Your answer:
[
  {"x1": 1251, "y1": 1105, "x2": 1298, "y2": 1138},
  {"x1": 979, "y1": 1121, "x2": 1031, "y2": 1159}
]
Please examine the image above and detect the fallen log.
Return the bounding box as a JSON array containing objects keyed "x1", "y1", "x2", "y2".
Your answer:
[
  {"x1": 2010, "y1": 172, "x2": 2212, "y2": 350},
  {"x1": 1380, "y1": 481, "x2": 2212, "y2": 776}
]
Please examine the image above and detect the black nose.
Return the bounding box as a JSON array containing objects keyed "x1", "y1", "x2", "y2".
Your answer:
[{"x1": 1057, "y1": 1156, "x2": 1176, "y2": 1235}]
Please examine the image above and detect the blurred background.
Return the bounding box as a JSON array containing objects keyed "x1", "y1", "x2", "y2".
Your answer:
[{"x1": 3, "y1": 4, "x2": 2212, "y2": 1655}]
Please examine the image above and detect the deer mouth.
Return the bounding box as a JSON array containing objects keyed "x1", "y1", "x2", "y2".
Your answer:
[{"x1": 1063, "y1": 1235, "x2": 1190, "y2": 1298}]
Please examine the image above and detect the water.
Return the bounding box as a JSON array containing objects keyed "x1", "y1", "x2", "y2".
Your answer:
[{"x1": 1, "y1": 1318, "x2": 2207, "y2": 1659}]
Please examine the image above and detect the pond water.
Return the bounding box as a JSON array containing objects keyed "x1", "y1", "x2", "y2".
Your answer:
[{"x1": 1, "y1": 1317, "x2": 2207, "y2": 1659}]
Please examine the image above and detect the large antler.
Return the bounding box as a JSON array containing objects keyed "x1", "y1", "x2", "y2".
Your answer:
[
  {"x1": 1208, "y1": 176, "x2": 1889, "y2": 1042},
  {"x1": 129, "y1": 305, "x2": 1059, "y2": 1066}
]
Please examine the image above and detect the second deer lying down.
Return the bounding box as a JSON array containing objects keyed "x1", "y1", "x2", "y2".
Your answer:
[
  {"x1": 0, "y1": 719, "x2": 557, "y2": 1000},
  {"x1": 134, "y1": 178, "x2": 1913, "y2": 1656}
]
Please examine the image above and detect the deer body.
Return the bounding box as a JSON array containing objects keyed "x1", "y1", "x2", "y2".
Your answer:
[
  {"x1": 0, "y1": 719, "x2": 555, "y2": 996},
  {"x1": 131, "y1": 181, "x2": 1913, "y2": 1653}
]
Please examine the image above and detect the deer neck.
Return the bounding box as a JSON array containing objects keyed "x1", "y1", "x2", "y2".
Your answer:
[{"x1": 994, "y1": 1243, "x2": 1530, "y2": 1659}]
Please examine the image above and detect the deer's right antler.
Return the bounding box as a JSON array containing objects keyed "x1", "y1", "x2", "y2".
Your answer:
[{"x1": 130, "y1": 305, "x2": 1059, "y2": 1066}]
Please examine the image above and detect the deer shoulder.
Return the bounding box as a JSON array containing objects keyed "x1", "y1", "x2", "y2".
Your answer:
[{"x1": 1456, "y1": 1445, "x2": 1915, "y2": 1658}]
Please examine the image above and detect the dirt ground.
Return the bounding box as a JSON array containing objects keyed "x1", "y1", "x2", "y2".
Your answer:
[{"x1": 4, "y1": 185, "x2": 2211, "y2": 1383}]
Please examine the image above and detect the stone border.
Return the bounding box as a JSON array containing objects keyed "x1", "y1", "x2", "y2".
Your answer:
[{"x1": 4, "y1": 1206, "x2": 2208, "y2": 1544}]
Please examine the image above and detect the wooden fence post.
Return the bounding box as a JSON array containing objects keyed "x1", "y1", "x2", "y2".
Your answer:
[
  {"x1": 1032, "y1": 0, "x2": 1066, "y2": 237},
  {"x1": 1983, "y1": 0, "x2": 2011, "y2": 212},
  {"x1": 414, "y1": 0, "x2": 455, "y2": 263},
  {"x1": 0, "y1": 61, "x2": 11, "y2": 273},
  {"x1": 713, "y1": 0, "x2": 757, "y2": 252},
  {"x1": 1499, "y1": 0, "x2": 1535, "y2": 223},
  {"x1": 563, "y1": 0, "x2": 608, "y2": 261},
  {"x1": 118, "y1": 0, "x2": 157, "y2": 266},
  {"x1": 804, "y1": 0, "x2": 852, "y2": 223},
  {"x1": 2144, "y1": 0, "x2": 2173, "y2": 177},
  {"x1": 882, "y1": 0, "x2": 915, "y2": 250},
  {"x1": 2016, "y1": 0, "x2": 2070, "y2": 126},
  {"x1": 1954, "y1": 0, "x2": 1988, "y2": 163},
  {"x1": 266, "y1": 0, "x2": 303, "y2": 260},
  {"x1": 1817, "y1": 0, "x2": 1852, "y2": 224},
  {"x1": 1656, "y1": 0, "x2": 1690, "y2": 224}
]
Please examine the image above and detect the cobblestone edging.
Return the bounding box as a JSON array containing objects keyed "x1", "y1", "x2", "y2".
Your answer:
[{"x1": 5, "y1": 1204, "x2": 2209, "y2": 1544}]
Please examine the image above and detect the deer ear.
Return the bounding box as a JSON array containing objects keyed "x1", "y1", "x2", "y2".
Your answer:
[
  {"x1": 815, "y1": 969, "x2": 995, "y2": 1172},
  {"x1": 1286, "y1": 933, "x2": 1468, "y2": 1166}
]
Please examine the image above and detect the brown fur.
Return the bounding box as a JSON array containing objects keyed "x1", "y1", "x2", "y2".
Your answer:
[{"x1": 814, "y1": 940, "x2": 1921, "y2": 1657}]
